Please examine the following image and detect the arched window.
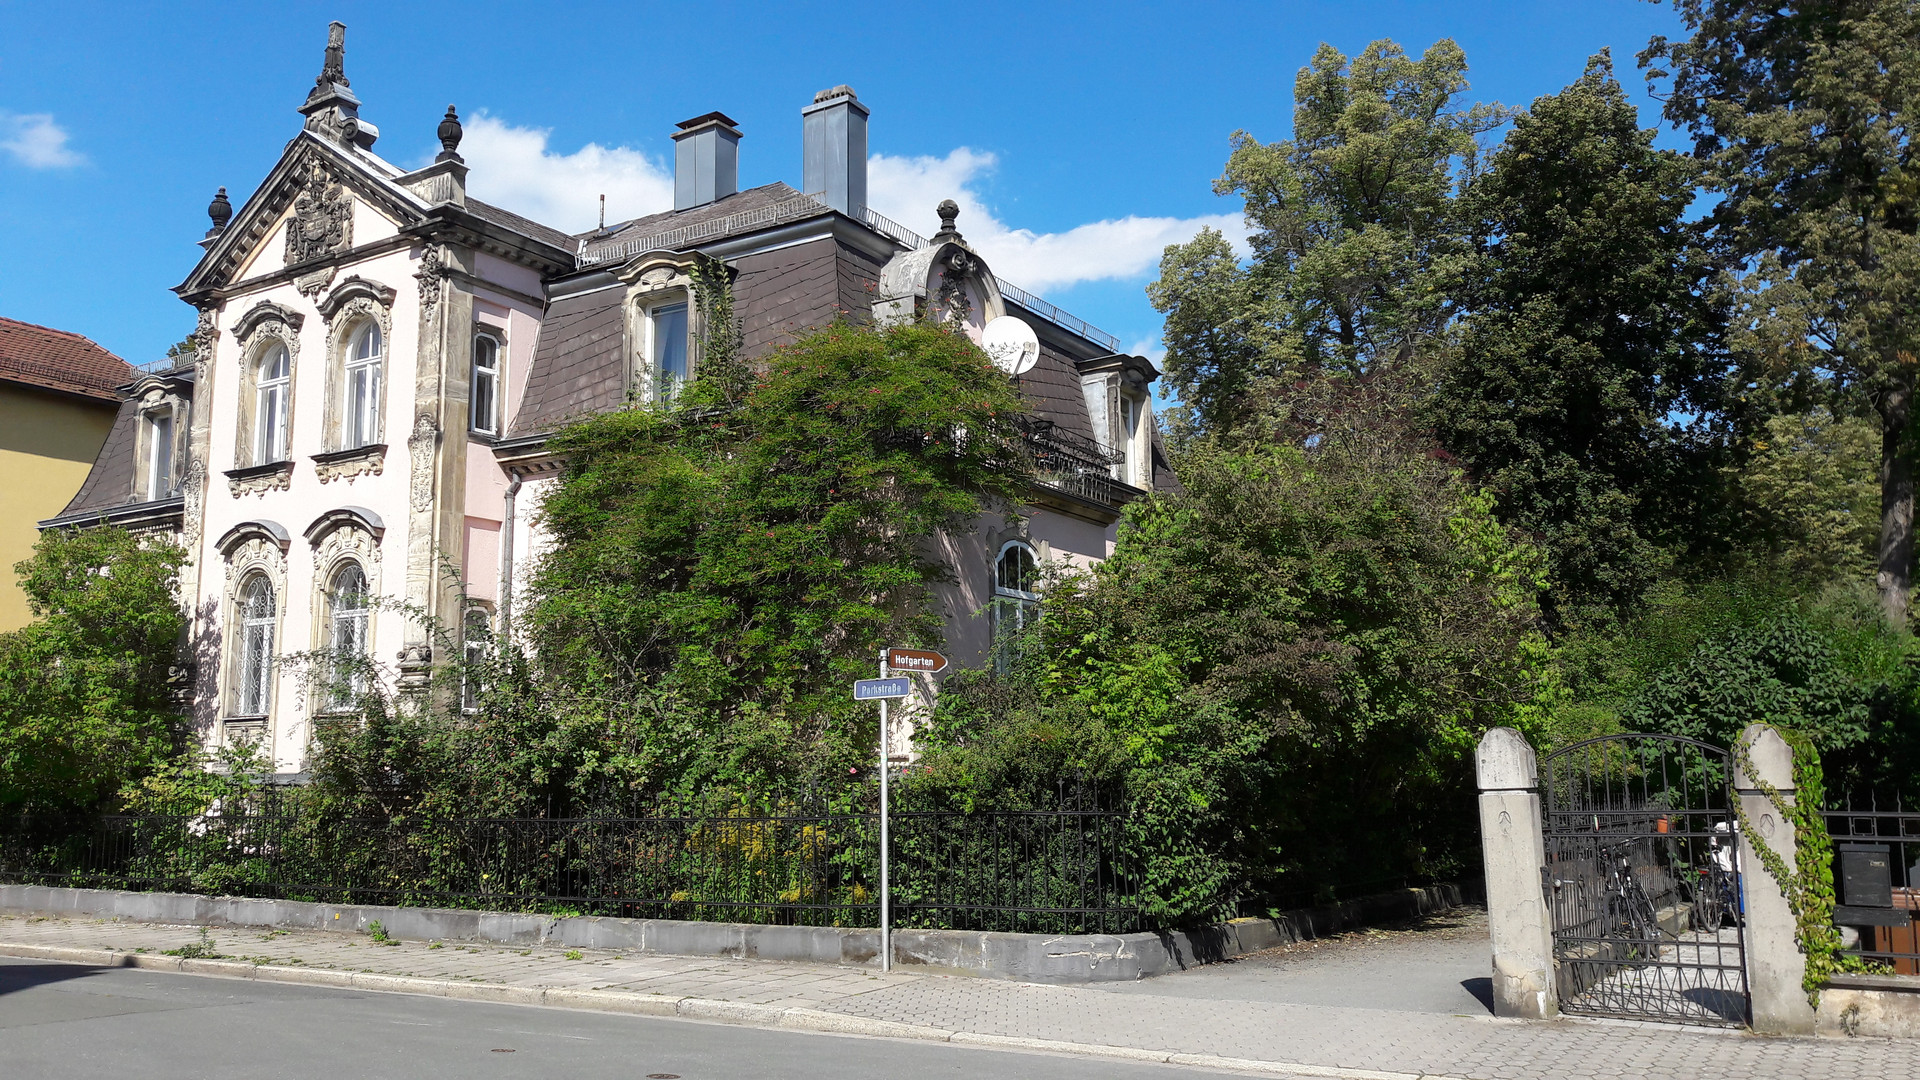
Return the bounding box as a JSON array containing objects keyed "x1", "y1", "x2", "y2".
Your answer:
[
  {"x1": 345, "y1": 323, "x2": 383, "y2": 448},
  {"x1": 255, "y1": 345, "x2": 290, "y2": 464},
  {"x1": 234, "y1": 574, "x2": 276, "y2": 717},
  {"x1": 992, "y1": 542, "x2": 1041, "y2": 670},
  {"x1": 471, "y1": 333, "x2": 500, "y2": 436},
  {"x1": 462, "y1": 607, "x2": 492, "y2": 714},
  {"x1": 325, "y1": 562, "x2": 370, "y2": 710}
]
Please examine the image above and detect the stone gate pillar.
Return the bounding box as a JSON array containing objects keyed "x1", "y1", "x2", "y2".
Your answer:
[
  {"x1": 1734, "y1": 723, "x2": 1816, "y2": 1035},
  {"x1": 1477, "y1": 727, "x2": 1557, "y2": 1019}
]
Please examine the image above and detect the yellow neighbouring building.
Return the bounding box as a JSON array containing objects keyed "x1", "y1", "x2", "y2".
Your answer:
[{"x1": 0, "y1": 317, "x2": 136, "y2": 631}]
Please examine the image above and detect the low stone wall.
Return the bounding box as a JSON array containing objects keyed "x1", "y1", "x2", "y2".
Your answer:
[
  {"x1": 1818, "y1": 973, "x2": 1920, "y2": 1039},
  {"x1": 0, "y1": 881, "x2": 1463, "y2": 984}
]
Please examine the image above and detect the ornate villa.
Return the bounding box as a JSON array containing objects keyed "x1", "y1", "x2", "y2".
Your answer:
[{"x1": 43, "y1": 23, "x2": 1172, "y2": 776}]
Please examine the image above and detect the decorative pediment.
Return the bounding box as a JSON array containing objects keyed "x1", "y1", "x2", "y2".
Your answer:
[
  {"x1": 317, "y1": 276, "x2": 397, "y2": 320},
  {"x1": 217, "y1": 518, "x2": 292, "y2": 556},
  {"x1": 614, "y1": 251, "x2": 699, "y2": 289},
  {"x1": 873, "y1": 207, "x2": 1006, "y2": 336},
  {"x1": 232, "y1": 300, "x2": 306, "y2": 342},
  {"x1": 176, "y1": 134, "x2": 426, "y2": 300},
  {"x1": 304, "y1": 505, "x2": 386, "y2": 545}
]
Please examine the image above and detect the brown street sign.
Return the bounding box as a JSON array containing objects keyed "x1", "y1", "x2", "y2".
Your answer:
[{"x1": 887, "y1": 647, "x2": 949, "y2": 674}]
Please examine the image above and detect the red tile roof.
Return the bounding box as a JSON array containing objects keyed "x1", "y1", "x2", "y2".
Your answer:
[{"x1": 0, "y1": 317, "x2": 136, "y2": 402}]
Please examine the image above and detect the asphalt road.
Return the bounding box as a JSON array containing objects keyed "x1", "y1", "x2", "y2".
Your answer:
[
  {"x1": 1096, "y1": 905, "x2": 1495, "y2": 1015},
  {"x1": 0, "y1": 958, "x2": 1229, "y2": 1080}
]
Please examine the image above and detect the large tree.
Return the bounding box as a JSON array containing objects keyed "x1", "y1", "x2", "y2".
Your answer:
[
  {"x1": 1150, "y1": 39, "x2": 1506, "y2": 442},
  {"x1": 0, "y1": 527, "x2": 187, "y2": 815},
  {"x1": 1645, "y1": 0, "x2": 1920, "y2": 623},
  {"x1": 1434, "y1": 54, "x2": 1724, "y2": 621}
]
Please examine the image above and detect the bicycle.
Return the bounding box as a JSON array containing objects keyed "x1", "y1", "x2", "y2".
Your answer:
[{"x1": 1599, "y1": 839, "x2": 1665, "y2": 956}]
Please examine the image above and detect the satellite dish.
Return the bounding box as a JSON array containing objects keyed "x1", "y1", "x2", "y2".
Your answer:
[{"x1": 981, "y1": 315, "x2": 1040, "y2": 376}]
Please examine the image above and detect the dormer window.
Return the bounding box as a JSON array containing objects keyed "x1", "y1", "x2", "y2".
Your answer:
[
  {"x1": 648, "y1": 301, "x2": 690, "y2": 402},
  {"x1": 471, "y1": 332, "x2": 501, "y2": 436},
  {"x1": 345, "y1": 323, "x2": 383, "y2": 448},
  {"x1": 143, "y1": 410, "x2": 175, "y2": 500}
]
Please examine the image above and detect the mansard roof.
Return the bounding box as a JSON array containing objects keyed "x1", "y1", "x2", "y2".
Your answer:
[
  {"x1": 469, "y1": 197, "x2": 576, "y2": 253},
  {"x1": 49, "y1": 397, "x2": 140, "y2": 519},
  {"x1": 0, "y1": 317, "x2": 135, "y2": 402},
  {"x1": 567, "y1": 182, "x2": 825, "y2": 270}
]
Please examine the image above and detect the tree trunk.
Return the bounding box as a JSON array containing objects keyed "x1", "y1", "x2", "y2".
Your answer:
[{"x1": 1877, "y1": 378, "x2": 1914, "y2": 626}]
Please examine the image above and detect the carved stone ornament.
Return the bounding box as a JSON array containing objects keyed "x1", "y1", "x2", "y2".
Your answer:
[
  {"x1": 937, "y1": 250, "x2": 975, "y2": 327},
  {"x1": 395, "y1": 641, "x2": 433, "y2": 693},
  {"x1": 407, "y1": 414, "x2": 438, "y2": 513},
  {"x1": 284, "y1": 158, "x2": 354, "y2": 281},
  {"x1": 223, "y1": 535, "x2": 288, "y2": 590},
  {"x1": 313, "y1": 445, "x2": 385, "y2": 484},
  {"x1": 414, "y1": 248, "x2": 447, "y2": 317},
  {"x1": 194, "y1": 306, "x2": 217, "y2": 382},
  {"x1": 182, "y1": 459, "x2": 207, "y2": 547},
  {"x1": 226, "y1": 461, "x2": 294, "y2": 497},
  {"x1": 313, "y1": 523, "x2": 381, "y2": 608}
]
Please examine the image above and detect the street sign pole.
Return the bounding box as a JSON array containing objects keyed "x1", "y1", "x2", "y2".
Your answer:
[{"x1": 877, "y1": 647, "x2": 890, "y2": 973}]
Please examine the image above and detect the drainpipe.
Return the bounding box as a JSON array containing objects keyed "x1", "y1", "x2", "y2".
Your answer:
[{"x1": 498, "y1": 475, "x2": 522, "y2": 642}]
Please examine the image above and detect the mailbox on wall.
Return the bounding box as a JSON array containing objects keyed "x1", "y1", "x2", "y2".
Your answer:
[{"x1": 1836, "y1": 843, "x2": 1910, "y2": 927}]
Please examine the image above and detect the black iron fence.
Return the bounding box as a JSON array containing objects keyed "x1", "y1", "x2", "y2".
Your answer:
[
  {"x1": 0, "y1": 798, "x2": 1142, "y2": 935},
  {"x1": 1824, "y1": 791, "x2": 1920, "y2": 974}
]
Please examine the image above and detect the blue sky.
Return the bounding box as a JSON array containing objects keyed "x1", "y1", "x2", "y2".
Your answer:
[{"x1": 0, "y1": 1, "x2": 1686, "y2": 370}]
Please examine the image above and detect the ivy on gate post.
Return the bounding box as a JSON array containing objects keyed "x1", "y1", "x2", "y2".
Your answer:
[{"x1": 1730, "y1": 727, "x2": 1881, "y2": 1005}]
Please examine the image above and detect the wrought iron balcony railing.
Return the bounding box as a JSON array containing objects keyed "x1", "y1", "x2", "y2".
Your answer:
[{"x1": 1014, "y1": 415, "x2": 1142, "y2": 509}]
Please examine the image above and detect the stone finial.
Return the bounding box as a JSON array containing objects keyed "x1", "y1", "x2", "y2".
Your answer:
[
  {"x1": 318, "y1": 20, "x2": 349, "y2": 89},
  {"x1": 935, "y1": 198, "x2": 961, "y2": 239},
  {"x1": 206, "y1": 187, "x2": 233, "y2": 238},
  {"x1": 436, "y1": 105, "x2": 464, "y2": 163}
]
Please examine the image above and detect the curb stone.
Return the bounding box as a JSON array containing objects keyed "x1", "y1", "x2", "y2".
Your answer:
[{"x1": 0, "y1": 940, "x2": 1472, "y2": 1080}]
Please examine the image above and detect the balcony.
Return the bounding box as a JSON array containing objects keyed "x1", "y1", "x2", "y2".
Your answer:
[{"x1": 1014, "y1": 415, "x2": 1143, "y2": 510}]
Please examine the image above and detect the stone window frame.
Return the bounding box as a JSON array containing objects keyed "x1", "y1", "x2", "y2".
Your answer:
[
  {"x1": 131, "y1": 386, "x2": 186, "y2": 502},
  {"x1": 317, "y1": 277, "x2": 396, "y2": 455},
  {"x1": 304, "y1": 508, "x2": 384, "y2": 719},
  {"x1": 470, "y1": 326, "x2": 505, "y2": 437},
  {"x1": 229, "y1": 302, "x2": 304, "y2": 472},
  {"x1": 216, "y1": 520, "x2": 291, "y2": 744},
  {"x1": 617, "y1": 256, "x2": 699, "y2": 406}
]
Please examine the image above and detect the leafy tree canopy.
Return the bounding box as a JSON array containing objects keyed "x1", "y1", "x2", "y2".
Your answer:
[
  {"x1": 1646, "y1": 0, "x2": 1920, "y2": 622},
  {"x1": 1435, "y1": 53, "x2": 1725, "y2": 620},
  {"x1": 0, "y1": 527, "x2": 187, "y2": 815},
  {"x1": 1150, "y1": 38, "x2": 1506, "y2": 442}
]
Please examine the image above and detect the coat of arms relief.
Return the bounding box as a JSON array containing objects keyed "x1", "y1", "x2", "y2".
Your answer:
[{"x1": 285, "y1": 159, "x2": 354, "y2": 295}]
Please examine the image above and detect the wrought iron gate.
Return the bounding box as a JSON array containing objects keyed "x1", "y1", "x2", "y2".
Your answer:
[{"x1": 1540, "y1": 735, "x2": 1750, "y2": 1026}]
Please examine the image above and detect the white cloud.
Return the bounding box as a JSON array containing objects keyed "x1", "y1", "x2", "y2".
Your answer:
[
  {"x1": 867, "y1": 148, "x2": 1247, "y2": 293},
  {"x1": 452, "y1": 116, "x2": 1246, "y2": 291},
  {"x1": 0, "y1": 112, "x2": 83, "y2": 168},
  {"x1": 1128, "y1": 337, "x2": 1168, "y2": 368},
  {"x1": 457, "y1": 113, "x2": 673, "y2": 233}
]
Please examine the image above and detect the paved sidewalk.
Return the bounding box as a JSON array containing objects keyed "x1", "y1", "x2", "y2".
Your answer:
[{"x1": 0, "y1": 914, "x2": 1908, "y2": 1080}]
